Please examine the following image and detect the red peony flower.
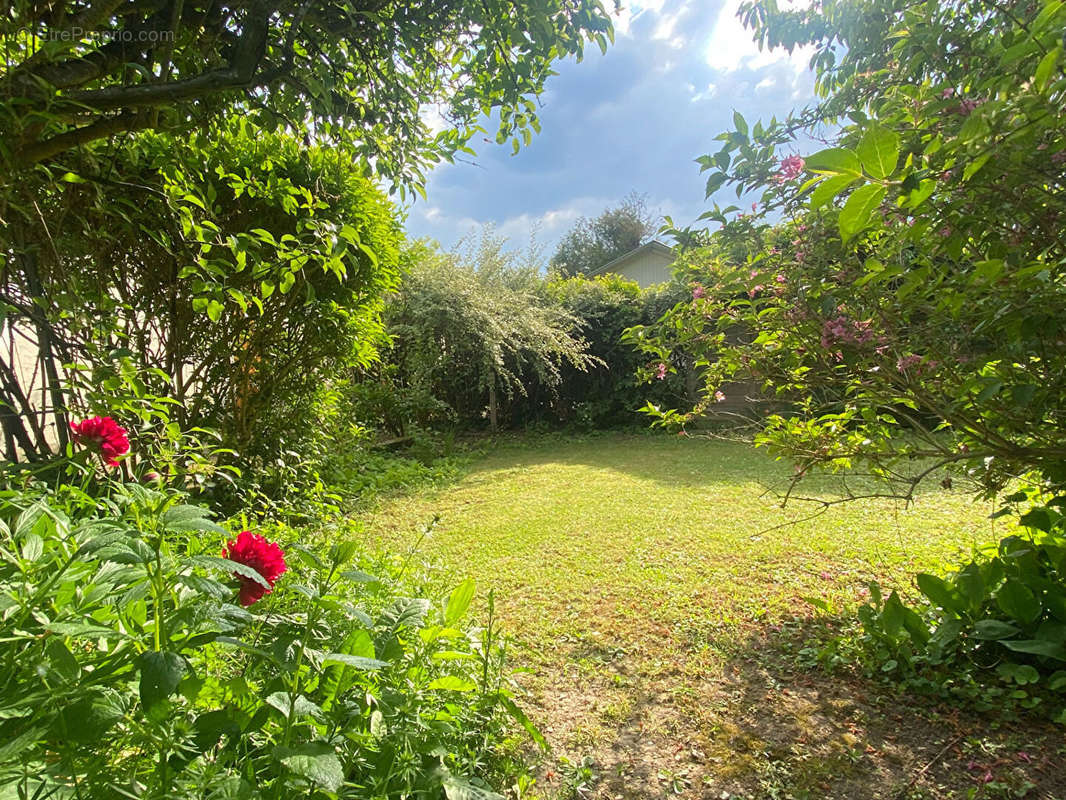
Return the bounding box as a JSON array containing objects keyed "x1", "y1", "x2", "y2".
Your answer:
[
  {"x1": 70, "y1": 416, "x2": 130, "y2": 467},
  {"x1": 222, "y1": 531, "x2": 287, "y2": 606}
]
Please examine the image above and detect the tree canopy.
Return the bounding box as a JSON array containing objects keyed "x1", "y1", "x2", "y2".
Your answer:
[
  {"x1": 1, "y1": 0, "x2": 614, "y2": 184},
  {"x1": 636, "y1": 0, "x2": 1066, "y2": 502},
  {"x1": 550, "y1": 192, "x2": 660, "y2": 276}
]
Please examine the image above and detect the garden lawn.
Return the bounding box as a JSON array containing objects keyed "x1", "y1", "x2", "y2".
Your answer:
[{"x1": 363, "y1": 433, "x2": 1066, "y2": 800}]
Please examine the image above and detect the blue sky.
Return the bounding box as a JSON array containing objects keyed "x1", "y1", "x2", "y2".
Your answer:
[{"x1": 405, "y1": 0, "x2": 818, "y2": 257}]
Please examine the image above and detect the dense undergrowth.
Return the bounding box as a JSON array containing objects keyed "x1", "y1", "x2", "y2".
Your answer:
[{"x1": 0, "y1": 437, "x2": 535, "y2": 800}]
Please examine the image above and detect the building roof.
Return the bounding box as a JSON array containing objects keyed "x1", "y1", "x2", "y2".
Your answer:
[{"x1": 587, "y1": 240, "x2": 676, "y2": 278}]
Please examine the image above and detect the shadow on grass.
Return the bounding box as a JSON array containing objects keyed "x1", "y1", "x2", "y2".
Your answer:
[
  {"x1": 462, "y1": 432, "x2": 960, "y2": 503},
  {"x1": 575, "y1": 616, "x2": 1066, "y2": 800}
]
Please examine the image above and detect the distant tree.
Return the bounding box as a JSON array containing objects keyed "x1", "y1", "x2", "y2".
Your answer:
[{"x1": 550, "y1": 192, "x2": 661, "y2": 277}]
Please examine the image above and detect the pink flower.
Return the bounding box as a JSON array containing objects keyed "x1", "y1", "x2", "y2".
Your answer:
[
  {"x1": 713, "y1": 390, "x2": 726, "y2": 403},
  {"x1": 775, "y1": 274, "x2": 786, "y2": 284},
  {"x1": 222, "y1": 531, "x2": 288, "y2": 606},
  {"x1": 656, "y1": 363, "x2": 668, "y2": 380},
  {"x1": 821, "y1": 315, "x2": 875, "y2": 348},
  {"x1": 1017, "y1": 751, "x2": 1032, "y2": 763},
  {"x1": 896, "y1": 354, "x2": 923, "y2": 373},
  {"x1": 748, "y1": 284, "x2": 764, "y2": 298},
  {"x1": 940, "y1": 87, "x2": 955, "y2": 99},
  {"x1": 70, "y1": 416, "x2": 129, "y2": 468},
  {"x1": 775, "y1": 155, "x2": 806, "y2": 182},
  {"x1": 692, "y1": 284, "x2": 706, "y2": 300}
]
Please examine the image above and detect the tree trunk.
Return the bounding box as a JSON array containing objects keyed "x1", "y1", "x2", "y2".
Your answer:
[{"x1": 488, "y1": 383, "x2": 498, "y2": 433}]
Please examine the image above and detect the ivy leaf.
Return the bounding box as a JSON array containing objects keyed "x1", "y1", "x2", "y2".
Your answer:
[
  {"x1": 838, "y1": 184, "x2": 886, "y2": 242},
  {"x1": 856, "y1": 125, "x2": 900, "y2": 179}
]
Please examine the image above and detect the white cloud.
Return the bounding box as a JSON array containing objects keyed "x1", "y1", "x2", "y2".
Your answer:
[
  {"x1": 704, "y1": 0, "x2": 815, "y2": 74},
  {"x1": 690, "y1": 82, "x2": 719, "y2": 102}
]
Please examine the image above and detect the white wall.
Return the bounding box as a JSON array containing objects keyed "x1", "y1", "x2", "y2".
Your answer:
[{"x1": 607, "y1": 249, "x2": 674, "y2": 288}]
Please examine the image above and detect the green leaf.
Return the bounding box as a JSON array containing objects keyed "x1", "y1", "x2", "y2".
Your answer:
[
  {"x1": 880, "y1": 591, "x2": 905, "y2": 637},
  {"x1": 1002, "y1": 639, "x2": 1066, "y2": 660},
  {"x1": 442, "y1": 774, "x2": 505, "y2": 800},
  {"x1": 427, "y1": 675, "x2": 477, "y2": 692},
  {"x1": 161, "y1": 504, "x2": 227, "y2": 534},
  {"x1": 138, "y1": 651, "x2": 187, "y2": 715},
  {"x1": 838, "y1": 184, "x2": 886, "y2": 243},
  {"x1": 996, "y1": 578, "x2": 1042, "y2": 624},
  {"x1": 191, "y1": 555, "x2": 270, "y2": 588},
  {"x1": 972, "y1": 619, "x2": 1021, "y2": 640},
  {"x1": 497, "y1": 693, "x2": 549, "y2": 752},
  {"x1": 265, "y1": 692, "x2": 323, "y2": 719},
  {"x1": 955, "y1": 563, "x2": 986, "y2": 612},
  {"x1": 1035, "y1": 46, "x2": 1061, "y2": 92},
  {"x1": 856, "y1": 126, "x2": 900, "y2": 179},
  {"x1": 321, "y1": 653, "x2": 388, "y2": 670},
  {"x1": 733, "y1": 110, "x2": 748, "y2": 137},
  {"x1": 907, "y1": 178, "x2": 936, "y2": 209},
  {"x1": 20, "y1": 532, "x2": 43, "y2": 561},
  {"x1": 445, "y1": 578, "x2": 476, "y2": 625},
  {"x1": 961, "y1": 153, "x2": 991, "y2": 182},
  {"x1": 206, "y1": 300, "x2": 223, "y2": 322},
  {"x1": 278, "y1": 742, "x2": 345, "y2": 792},
  {"x1": 916, "y1": 573, "x2": 966, "y2": 616},
  {"x1": 805, "y1": 147, "x2": 862, "y2": 176},
  {"x1": 809, "y1": 174, "x2": 857, "y2": 210}
]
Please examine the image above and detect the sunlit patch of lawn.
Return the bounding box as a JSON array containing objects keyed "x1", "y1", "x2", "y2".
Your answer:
[{"x1": 361, "y1": 433, "x2": 1059, "y2": 799}]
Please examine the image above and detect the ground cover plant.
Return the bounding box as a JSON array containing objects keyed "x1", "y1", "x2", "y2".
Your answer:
[{"x1": 364, "y1": 434, "x2": 1066, "y2": 800}]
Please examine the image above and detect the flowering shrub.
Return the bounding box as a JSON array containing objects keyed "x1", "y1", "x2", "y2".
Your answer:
[
  {"x1": 630, "y1": 0, "x2": 1066, "y2": 710},
  {"x1": 0, "y1": 472, "x2": 533, "y2": 797}
]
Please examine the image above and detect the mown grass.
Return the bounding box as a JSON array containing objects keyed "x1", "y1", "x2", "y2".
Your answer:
[{"x1": 361, "y1": 433, "x2": 1064, "y2": 800}]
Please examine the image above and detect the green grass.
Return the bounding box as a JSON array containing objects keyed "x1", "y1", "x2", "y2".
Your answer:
[{"x1": 362, "y1": 433, "x2": 1064, "y2": 800}]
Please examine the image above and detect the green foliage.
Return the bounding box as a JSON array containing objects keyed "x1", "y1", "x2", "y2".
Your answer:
[
  {"x1": 631, "y1": 0, "x2": 1066, "y2": 716},
  {"x1": 853, "y1": 501, "x2": 1066, "y2": 720},
  {"x1": 384, "y1": 234, "x2": 598, "y2": 429},
  {"x1": 0, "y1": 475, "x2": 534, "y2": 797},
  {"x1": 549, "y1": 192, "x2": 661, "y2": 277},
  {"x1": 0, "y1": 0, "x2": 614, "y2": 184},
  {"x1": 641, "y1": 0, "x2": 1066, "y2": 500},
  {"x1": 539, "y1": 274, "x2": 689, "y2": 427},
  {"x1": 1, "y1": 122, "x2": 402, "y2": 492}
]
